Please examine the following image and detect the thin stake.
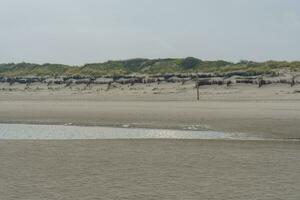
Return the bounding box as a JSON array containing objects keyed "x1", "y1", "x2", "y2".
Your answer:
[{"x1": 196, "y1": 73, "x2": 199, "y2": 101}]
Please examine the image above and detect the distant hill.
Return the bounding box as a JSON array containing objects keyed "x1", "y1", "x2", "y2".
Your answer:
[{"x1": 0, "y1": 58, "x2": 299, "y2": 77}]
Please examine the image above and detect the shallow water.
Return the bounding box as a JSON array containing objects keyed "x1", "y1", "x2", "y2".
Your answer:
[{"x1": 0, "y1": 123, "x2": 255, "y2": 140}]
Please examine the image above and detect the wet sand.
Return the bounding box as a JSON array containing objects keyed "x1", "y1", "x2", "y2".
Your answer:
[
  {"x1": 0, "y1": 140, "x2": 299, "y2": 200},
  {"x1": 0, "y1": 100, "x2": 299, "y2": 139}
]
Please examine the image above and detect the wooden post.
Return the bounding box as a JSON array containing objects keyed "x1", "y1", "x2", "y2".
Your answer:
[
  {"x1": 197, "y1": 85, "x2": 200, "y2": 101},
  {"x1": 258, "y1": 76, "x2": 263, "y2": 88},
  {"x1": 106, "y1": 82, "x2": 111, "y2": 91},
  {"x1": 196, "y1": 73, "x2": 199, "y2": 101},
  {"x1": 291, "y1": 76, "x2": 295, "y2": 87},
  {"x1": 226, "y1": 80, "x2": 231, "y2": 87}
]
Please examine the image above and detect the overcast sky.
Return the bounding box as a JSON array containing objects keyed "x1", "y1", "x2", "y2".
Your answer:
[{"x1": 0, "y1": 0, "x2": 300, "y2": 65}]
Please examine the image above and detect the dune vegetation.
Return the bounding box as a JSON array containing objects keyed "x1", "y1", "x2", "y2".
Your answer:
[{"x1": 0, "y1": 57, "x2": 299, "y2": 77}]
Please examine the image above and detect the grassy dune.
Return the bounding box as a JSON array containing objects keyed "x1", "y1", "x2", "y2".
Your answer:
[{"x1": 1, "y1": 58, "x2": 300, "y2": 77}]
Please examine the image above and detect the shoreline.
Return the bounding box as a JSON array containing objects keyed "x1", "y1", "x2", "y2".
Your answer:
[
  {"x1": 0, "y1": 120, "x2": 214, "y2": 131},
  {"x1": 0, "y1": 100, "x2": 299, "y2": 139},
  {"x1": 1, "y1": 123, "x2": 300, "y2": 142},
  {"x1": 0, "y1": 83, "x2": 299, "y2": 139}
]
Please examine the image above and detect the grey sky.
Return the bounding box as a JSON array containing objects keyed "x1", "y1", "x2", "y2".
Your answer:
[{"x1": 1, "y1": 0, "x2": 300, "y2": 65}]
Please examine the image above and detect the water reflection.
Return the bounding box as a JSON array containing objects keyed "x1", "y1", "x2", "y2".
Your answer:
[{"x1": 0, "y1": 123, "x2": 253, "y2": 140}]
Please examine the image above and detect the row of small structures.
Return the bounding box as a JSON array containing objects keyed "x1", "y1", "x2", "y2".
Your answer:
[
  {"x1": 0, "y1": 73, "x2": 299, "y2": 87},
  {"x1": 0, "y1": 73, "x2": 214, "y2": 85}
]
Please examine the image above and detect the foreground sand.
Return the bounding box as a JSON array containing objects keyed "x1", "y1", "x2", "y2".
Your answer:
[
  {"x1": 0, "y1": 83, "x2": 300, "y2": 139},
  {"x1": 0, "y1": 140, "x2": 299, "y2": 200}
]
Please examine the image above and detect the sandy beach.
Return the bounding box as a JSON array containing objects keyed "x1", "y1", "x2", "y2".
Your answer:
[
  {"x1": 0, "y1": 82, "x2": 300, "y2": 139},
  {"x1": 1, "y1": 82, "x2": 300, "y2": 199},
  {"x1": 0, "y1": 81, "x2": 299, "y2": 200},
  {"x1": 0, "y1": 139, "x2": 299, "y2": 200}
]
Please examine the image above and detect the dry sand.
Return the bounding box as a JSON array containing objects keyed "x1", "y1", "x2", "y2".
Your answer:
[{"x1": 0, "y1": 82, "x2": 300, "y2": 138}]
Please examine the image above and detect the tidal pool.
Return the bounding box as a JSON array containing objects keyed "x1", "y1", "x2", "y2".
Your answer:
[{"x1": 0, "y1": 123, "x2": 256, "y2": 140}]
